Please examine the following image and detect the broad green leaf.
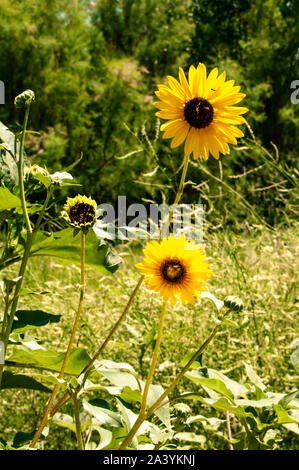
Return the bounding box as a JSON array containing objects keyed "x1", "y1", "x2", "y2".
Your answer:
[
  {"x1": 243, "y1": 361, "x2": 267, "y2": 392},
  {"x1": 83, "y1": 399, "x2": 122, "y2": 427},
  {"x1": 278, "y1": 390, "x2": 299, "y2": 409},
  {"x1": 52, "y1": 413, "x2": 91, "y2": 433},
  {"x1": 283, "y1": 423, "x2": 299, "y2": 435},
  {"x1": 235, "y1": 397, "x2": 278, "y2": 408},
  {"x1": 186, "y1": 414, "x2": 224, "y2": 427},
  {"x1": 0, "y1": 187, "x2": 21, "y2": 210},
  {"x1": 6, "y1": 347, "x2": 91, "y2": 376},
  {"x1": 0, "y1": 121, "x2": 20, "y2": 186},
  {"x1": 0, "y1": 371, "x2": 51, "y2": 393},
  {"x1": 95, "y1": 427, "x2": 127, "y2": 450},
  {"x1": 146, "y1": 383, "x2": 171, "y2": 430},
  {"x1": 92, "y1": 359, "x2": 171, "y2": 430},
  {"x1": 13, "y1": 431, "x2": 43, "y2": 449},
  {"x1": 184, "y1": 394, "x2": 250, "y2": 418},
  {"x1": 29, "y1": 228, "x2": 121, "y2": 274},
  {"x1": 185, "y1": 370, "x2": 235, "y2": 400},
  {"x1": 120, "y1": 386, "x2": 142, "y2": 404},
  {"x1": 11, "y1": 309, "x2": 61, "y2": 332},
  {"x1": 31, "y1": 373, "x2": 67, "y2": 388},
  {"x1": 116, "y1": 398, "x2": 149, "y2": 447},
  {"x1": 94, "y1": 426, "x2": 113, "y2": 450},
  {"x1": 33, "y1": 173, "x2": 52, "y2": 188},
  {"x1": 273, "y1": 404, "x2": 299, "y2": 424}
]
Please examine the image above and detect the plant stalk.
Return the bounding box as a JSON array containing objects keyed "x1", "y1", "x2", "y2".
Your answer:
[
  {"x1": 72, "y1": 392, "x2": 84, "y2": 450},
  {"x1": 49, "y1": 275, "x2": 145, "y2": 417},
  {"x1": 118, "y1": 322, "x2": 220, "y2": 449},
  {"x1": 29, "y1": 230, "x2": 86, "y2": 448}
]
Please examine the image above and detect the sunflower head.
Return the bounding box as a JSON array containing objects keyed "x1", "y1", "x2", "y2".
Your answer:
[
  {"x1": 154, "y1": 63, "x2": 248, "y2": 161},
  {"x1": 135, "y1": 234, "x2": 212, "y2": 307},
  {"x1": 61, "y1": 194, "x2": 97, "y2": 230}
]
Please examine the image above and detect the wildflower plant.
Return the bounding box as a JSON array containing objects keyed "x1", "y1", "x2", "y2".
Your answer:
[{"x1": 0, "y1": 63, "x2": 298, "y2": 452}]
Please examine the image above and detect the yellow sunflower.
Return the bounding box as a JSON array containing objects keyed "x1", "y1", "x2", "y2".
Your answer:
[
  {"x1": 61, "y1": 194, "x2": 97, "y2": 229},
  {"x1": 154, "y1": 63, "x2": 248, "y2": 160},
  {"x1": 135, "y1": 235, "x2": 212, "y2": 307}
]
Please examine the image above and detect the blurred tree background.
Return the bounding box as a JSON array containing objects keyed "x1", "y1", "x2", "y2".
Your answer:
[{"x1": 0, "y1": 0, "x2": 298, "y2": 228}]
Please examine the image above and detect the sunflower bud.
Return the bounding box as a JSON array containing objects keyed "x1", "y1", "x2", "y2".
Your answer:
[
  {"x1": 224, "y1": 295, "x2": 244, "y2": 312},
  {"x1": 61, "y1": 194, "x2": 97, "y2": 230},
  {"x1": 26, "y1": 165, "x2": 49, "y2": 179},
  {"x1": 14, "y1": 89, "x2": 35, "y2": 108}
]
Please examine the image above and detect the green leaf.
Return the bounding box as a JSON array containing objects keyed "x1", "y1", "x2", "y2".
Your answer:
[
  {"x1": 33, "y1": 172, "x2": 52, "y2": 188},
  {"x1": 94, "y1": 426, "x2": 113, "y2": 450},
  {"x1": 92, "y1": 360, "x2": 171, "y2": 430},
  {"x1": 186, "y1": 414, "x2": 224, "y2": 427},
  {"x1": 243, "y1": 361, "x2": 267, "y2": 392},
  {"x1": 93, "y1": 359, "x2": 140, "y2": 390},
  {"x1": 31, "y1": 373, "x2": 67, "y2": 388},
  {"x1": 174, "y1": 432, "x2": 206, "y2": 446},
  {"x1": 192, "y1": 368, "x2": 248, "y2": 399},
  {"x1": 182, "y1": 394, "x2": 250, "y2": 419},
  {"x1": 11, "y1": 309, "x2": 61, "y2": 333},
  {"x1": 6, "y1": 347, "x2": 91, "y2": 376},
  {"x1": 52, "y1": 412, "x2": 91, "y2": 433},
  {"x1": 235, "y1": 397, "x2": 278, "y2": 408},
  {"x1": 29, "y1": 228, "x2": 121, "y2": 274},
  {"x1": 0, "y1": 187, "x2": 21, "y2": 210},
  {"x1": 278, "y1": 390, "x2": 299, "y2": 409},
  {"x1": 185, "y1": 370, "x2": 235, "y2": 400},
  {"x1": 273, "y1": 404, "x2": 299, "y2": 424},
  {"x1": 0, "y1": 371, "x2": 51, "y2": 393},
  {"x1": 116, "y1": 398, "x2": 149, "y2": 447},
  {"x1": 146, "y1": 383, "x2": 171, "y2": 430},
  {"x1": 13, "y1": 431, "x2": 43, "y2": 449},
  {"x1": 83, "y1": 399, "x2": 122, "y2": 427},
  {"x1": 0, "y1": 121, "x2": 20, "y2": 186}
]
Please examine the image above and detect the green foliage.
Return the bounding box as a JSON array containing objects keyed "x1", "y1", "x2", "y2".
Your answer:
[
  {"x1": 0, "y1": 0, "x2": 297, "y2": 225},
  {"x1": 0, "y1": 0, "x2": 297, "y2": 453}
]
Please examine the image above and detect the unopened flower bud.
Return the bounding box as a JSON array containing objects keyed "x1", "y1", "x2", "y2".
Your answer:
[
  {"x1": 14, "y1": 89, "x2": 35, "y2": 108},
  {"x1": 26, "y1": 165, "x2": 49, "y2": 179},
  {"x1": 224, "y1": 295, "x2": 244, "y2": 312}
]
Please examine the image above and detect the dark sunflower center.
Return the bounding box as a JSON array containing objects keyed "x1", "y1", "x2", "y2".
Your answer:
[
  {"x1": 69, "y1": 203, "x2": 95, "y2": 225},
  {"x1": 184, "y1": 97, "x2": 214, "y2": 129},
  {"x1": 161, "y1": 259, "x2": 185, "y2": 284}
]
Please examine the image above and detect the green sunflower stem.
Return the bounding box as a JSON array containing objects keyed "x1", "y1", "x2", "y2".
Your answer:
[
  {"x1": 71, "y1": 391, "x2": 84, "y2": 450},
  {"x1": 118, "y1": 301, "x2": 167, "y2": 450},
  {"x1": 29, "y1": 230, "x2": 86, "y2": 448},
  {"x1": 18, "y1": 105, "x2": 32, "y2": 234},
  {"x1": 163, "y1": 152, "x2": 190, "y2": 238},
  {"x1": 118, "y1": 321, "x2": 220, "y2": 450},
  {"x1": 0, "y1": 103, "x2": 34, "y2": 387}
]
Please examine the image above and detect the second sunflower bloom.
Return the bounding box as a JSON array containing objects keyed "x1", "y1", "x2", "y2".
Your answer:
[
  {"x1": 135, "y1": 235, "x2": 212, "y2": 307},
  {"x1": 154, "y1": 63, "x2": 248, "y2": 160}
]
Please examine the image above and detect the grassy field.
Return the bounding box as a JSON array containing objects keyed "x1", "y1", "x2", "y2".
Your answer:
[{"x1": 0, "y1": 225, "x2": 298, "y2": 449}]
